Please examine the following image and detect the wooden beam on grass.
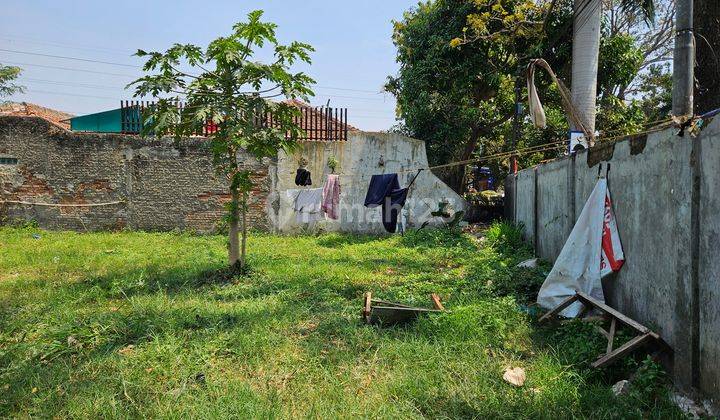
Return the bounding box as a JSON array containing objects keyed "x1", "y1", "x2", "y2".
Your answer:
[
  {"x1": 575, "y1": 292, "x2": 658, "y2": 338},
  {"x1": 430, "y1": 293, "x2": 445, "y2": 311},
  {"x1": 591, "y1": 333, "x2": 654, "y2": 368},
  {"x1": 538, "y1": 294, "x2": 579, "y2": 322},
  {"x1": 363, "y1": 292, "x2": 372, "y2": 324},
  {"x1": 606, "y1": 318, "x2": 617, "y2": 355}
]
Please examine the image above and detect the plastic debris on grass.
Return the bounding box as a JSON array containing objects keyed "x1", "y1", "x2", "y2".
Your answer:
[{"x1": 503, "y1": 367, "x2": 526, "y2": 387}]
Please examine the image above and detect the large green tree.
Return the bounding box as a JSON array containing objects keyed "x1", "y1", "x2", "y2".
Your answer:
[
  {"x1": 388, "y1": 0, "x2": 670, "y2": 190},
  {"x1": 130, "y1": 10, "x2": 314, "y2": 271},
  {"x1": 386, "y1": 0, "x2": 546, "y2": 191}
]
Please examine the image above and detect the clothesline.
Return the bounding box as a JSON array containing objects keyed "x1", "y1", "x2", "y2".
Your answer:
[
  {"x1": 299, "y1": 119, "x2": 676, "y2": 188},
  {"x1": 598, "y1": 117, "x2": 673, "y2": 137},
  {"x1": 295, "y1": 140, "x2": 569, "y2": 187}
]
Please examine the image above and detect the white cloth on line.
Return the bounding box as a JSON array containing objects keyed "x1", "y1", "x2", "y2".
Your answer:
[{"x1": 292, "y1": 188, "x2": 325, "y2": 224}]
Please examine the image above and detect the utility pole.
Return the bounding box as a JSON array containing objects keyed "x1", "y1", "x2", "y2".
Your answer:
[{"x1": 672, "y1": 0, "x2": 695, "y2": 119}]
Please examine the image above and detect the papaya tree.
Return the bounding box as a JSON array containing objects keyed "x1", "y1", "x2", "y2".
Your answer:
[
  {"x1": 0, "y1": 64, "x2": 24, "y2": 99},
  {"x1": 130, "y1": 10, "x2": 314, "y2": 271}
]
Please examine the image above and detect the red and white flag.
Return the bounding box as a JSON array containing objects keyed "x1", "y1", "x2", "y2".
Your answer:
[{"x1": 600, "y1": 192, "x2": 624, "y2": 277}]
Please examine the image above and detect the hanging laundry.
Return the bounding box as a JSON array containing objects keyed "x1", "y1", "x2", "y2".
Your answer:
[
  {"x1": 295, "y1": 168, "x2": 312, "y2": 186},
  {"x1": 321, "y1": 174, "x2": 341, "y2": 220},
  {"x1": 293, "y1": 188, "x2": 324, "y2": 224},
  {"x1": 363, "y1": 173, "x2": 409, "y2": 233}
]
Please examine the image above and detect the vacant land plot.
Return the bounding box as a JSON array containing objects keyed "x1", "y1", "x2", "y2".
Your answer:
[{"x1": 0, "y1": 224, "x2": 681, "y2": 418}]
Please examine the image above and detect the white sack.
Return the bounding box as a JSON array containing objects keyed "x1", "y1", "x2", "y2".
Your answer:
[
  {"x1": 526, "y1": 63, "x2": 547, "y2": 129},
  {"x1": 537, "y1": 178, "x2": 624, "y2": 317}
]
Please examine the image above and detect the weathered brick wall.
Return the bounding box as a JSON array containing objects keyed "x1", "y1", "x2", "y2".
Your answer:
[{"x1": 0, "y1": 116, "x2": 271, "y2": 232}]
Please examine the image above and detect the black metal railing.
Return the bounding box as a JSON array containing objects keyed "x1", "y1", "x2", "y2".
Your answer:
[{"x1": 120, "y1": 100, "x2": 350, "y2": 141}]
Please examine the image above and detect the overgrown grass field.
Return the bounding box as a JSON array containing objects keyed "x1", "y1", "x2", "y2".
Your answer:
[{"x1": 0, "y1": 224, "x2": 682, "y2": 418}]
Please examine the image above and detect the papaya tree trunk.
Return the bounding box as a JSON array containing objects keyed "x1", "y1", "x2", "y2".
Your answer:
[
  {"x1": 229, "y1": 186, "x2": 240, "y2": 267},
  {"x1": 240, "y1": 190, "x2": 248, "y2": 269}
]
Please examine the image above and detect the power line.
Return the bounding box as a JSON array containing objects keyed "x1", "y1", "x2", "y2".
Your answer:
[
  {"x1": 8, "y1": 63, "x2": 389, "y2": 101},
  {"x1": 11, "y1": 76, "x2": 389, "y2": 103},
  {"x1": 313, "y1": 86, "x2": 384, "y2": 94},
  {"x1": 319, "y1": 94, "x2": 386, "y2": 101},
  {"x1": 2, "y1": 61, "x2": 138, "y2": 77},
  {"x1": 0, "y1": 34, "x2": 134, "y2": 55},
  {"x1": 16, "y1": 88, "x2": 394, "y2": 119},
  {"x1": 21, "y1": 78, "x2": 131, "y2": 90},
  {"x1": 1, "y1": 45, "x2": 387, "y2": 95},
  {"x1": 0, "y1": 48, "x2": 140, "y2": 68},
  {"x1": 19, "y1": 89, "x2": 131, "y2": 101}
]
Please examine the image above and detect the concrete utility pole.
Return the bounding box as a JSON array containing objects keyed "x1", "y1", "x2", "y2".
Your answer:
[
  {"x1": 570, "y1": 0, "x2": 602, "y2": 135},
  {"x1": 672, "y1": 0, "x2": 695, "y2": 118}
]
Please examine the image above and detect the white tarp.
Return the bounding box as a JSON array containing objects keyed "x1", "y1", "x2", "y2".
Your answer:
[{"x1": 537, "y1": 177, "x2": 625, "y2": 317}]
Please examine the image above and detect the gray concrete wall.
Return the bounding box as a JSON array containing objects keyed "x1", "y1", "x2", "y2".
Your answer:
[
  {"x1": 505, "y1": 118, "x2": 720, "y2": 399},
  {"x1": 514, "y1": 169, "x2": 536, "y2": 245},
  {"x1": 272, "y1": 131, "x2": 466, "y2": 233},
  {"x1": 536, "y1": 159, "x2": 572, "y2": 260},
  {"x1": 699, "y1": 120, "x2": 720, "y2": 397}
]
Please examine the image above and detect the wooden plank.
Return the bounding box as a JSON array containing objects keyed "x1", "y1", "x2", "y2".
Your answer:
[
  {"x1": 591, "y1": 332, "x2": 654, "y2": 368},
  {"x1": 371, "y1": 299, "x2": 413, "y2": 309},
  {"x1": 430, "y1": 293, "x2": 445, "y2": 311},
  {"x1": 575, "y1": 292, "x2": 656, "y2": 337},
  {"x1": 606, "y1": 318, "x2": 617, "y2": 355},
  {"x1": 538, "y1": 294, "x2": 579, "y2": 323},
  {"x1": 363, "y1": 292, "x2": 372, "y2": 323},
  {"x1": 596, "y1": 326, "x2": 610, "y2": 339},
  {"x1": 368, "y1": 306, "x2": 441, "y2": 326}
]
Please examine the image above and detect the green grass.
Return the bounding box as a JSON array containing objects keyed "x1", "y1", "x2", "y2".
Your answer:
[{"x1": 0, "y1": 223, "x2": 683, "y2": 418}]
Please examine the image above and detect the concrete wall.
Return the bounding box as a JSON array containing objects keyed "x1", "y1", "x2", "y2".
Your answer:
[
  {"x1": 698, "y1": 120, "x2": 720, "y2": 397},
  {"x1": 272, "y1": 131, "x2": 466, "y2": 233},
  {"x1": 1, "y1": 117, "x2": 464, "y2": 236},
  {"x1": 505, "y1": 118, "x2": 720, "y2": 400},
  {"x1": 0, "y1": 116, "x2": 270, "y2": 232}
]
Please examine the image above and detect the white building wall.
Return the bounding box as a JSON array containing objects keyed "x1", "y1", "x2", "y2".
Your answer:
[{"x1": 267, "y1": 131, "x2": 466, "y2": 233}]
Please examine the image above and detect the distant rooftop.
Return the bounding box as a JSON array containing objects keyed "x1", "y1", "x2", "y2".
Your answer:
[{"x1": 0, "y1": 102, "x2": 74, "y2": 130}]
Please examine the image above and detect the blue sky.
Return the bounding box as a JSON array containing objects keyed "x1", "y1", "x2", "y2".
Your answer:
[{"x1": 1, "y1": 0, "x2": 419, "y2": 131}]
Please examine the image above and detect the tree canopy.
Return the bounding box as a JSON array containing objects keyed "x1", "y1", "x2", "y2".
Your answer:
[
  {"x1": 0, "y1": 64, "x2": 24, "y2": 99},
  {"x1": 387, "y1": 0, "x2": 672, "y2": 191}
]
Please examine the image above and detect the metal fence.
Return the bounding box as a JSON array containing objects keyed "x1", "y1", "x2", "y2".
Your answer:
[{"x1": 120, "y1": 100, "x2": 350, "y2": 141}]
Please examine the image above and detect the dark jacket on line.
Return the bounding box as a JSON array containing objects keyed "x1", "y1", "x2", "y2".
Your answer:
[
  {"x1": 363, "y1": 173, "x2": 408, "y2": 233},
  {"x1": 295, "y1": 168, "x2": 312, "y2": 186}
]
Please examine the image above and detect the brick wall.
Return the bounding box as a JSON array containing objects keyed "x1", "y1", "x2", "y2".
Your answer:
[{"x1": 0, "y1": 116, "x2": 271, "y2": 232}]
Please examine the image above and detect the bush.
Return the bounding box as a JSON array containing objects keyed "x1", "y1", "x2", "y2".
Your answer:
[{"x1": 484, "y1": 221, "x2": 531, "y2": 256}]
